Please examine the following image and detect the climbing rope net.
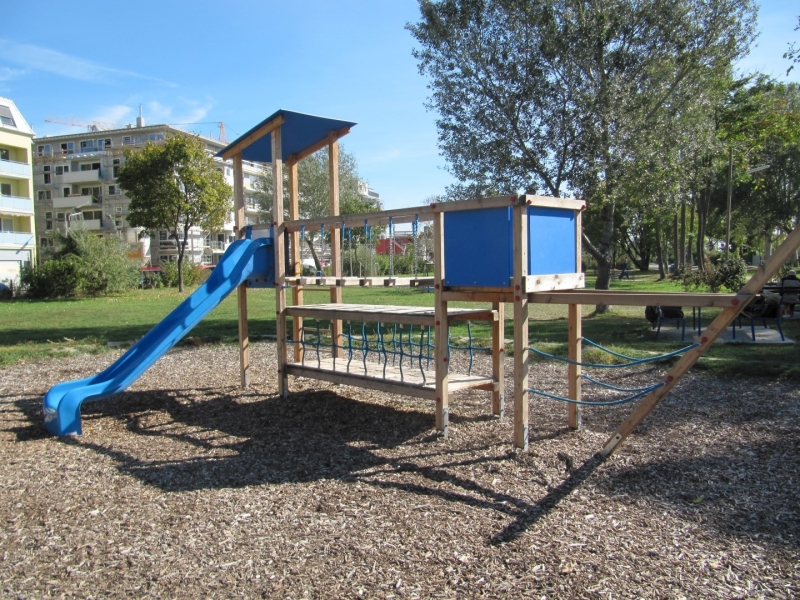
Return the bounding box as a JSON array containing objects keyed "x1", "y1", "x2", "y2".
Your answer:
[
  {"x1": 528, "y1": 338, "x2": 700, "y2": 406},
  {"x1": 287, "y1": 319, "x2": 491, "y2": 385}
]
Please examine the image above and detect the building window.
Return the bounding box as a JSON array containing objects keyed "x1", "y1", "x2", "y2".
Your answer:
[
  {"x1": 112, "y1": 158, "x2": 121, "y2": 177},
  {"x1": 63, "y1": 187, "x2": 71, "y2": 197},
  {"x1": 148, "y1": 134, "x2": 164, "y2": 141},
  {"x1": 0, "y1": 148, "x2": 9, "y2": 160},
  {"x1": 60, "y1": 142, "x2": 74, "y2": 155},
  {"x1": 100, "y1": 138, "x2": 112, "y2": 148},
  {"x1": 0, "y1": 183, "x2": 10, "y2": 196},
  {"x1": 80, "y1": 140, "x2": 96, "y2": 151},
  {"x1": 81, "y1": 186, "x2": 101, "y2": 201},
  {"x1": 108, "y1": 185, "x2": 116, "y2": 196},
  {"x1": 80, "y1": 162, "x2": 101, "y2": 171},
  {"x1": 37, "y1": 144, "x2": 51, "y2": 157},
  {"x1": 115, "y1": 218, "x2": 123, "y2": 229},
  {"x1": 83, "y1": 210, "x2": 102, "y2": 221},
  {"x1": 1, "y1": 217, "x2": 14, "y2": 231},
  {"x1": 159, "y1": 231, "x2": 168, "y2": 241},
  {"x1": 56, "y1": 212, "x2": 66, "y2": 222},
  {"x1": 55, "y1": 165, "x2": 70, "y2": 175},
  {"x1": 45, "y1": 211, "x2": 53, "y2": 230},
  {"x1": 38, "y1": 190, "x2": 52, "y2": 201},
  {"x1": 0, "y1": 105, "x2": 15, "y2": 127},
  {"x1": 43, "y1": 165, "x2": 51, "y2": 184}
]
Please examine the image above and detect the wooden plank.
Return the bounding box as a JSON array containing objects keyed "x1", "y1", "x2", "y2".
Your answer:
[
  {"x1": 286, "y1": 126, "x2": 351, "y2": 166},
  {"x1": 233, "y1": 153, "x2": 250, "y2": 387},
  {"x1": 492, "y1": 301, "x2": 505, "y2": 418},
  {"x1": 221, "y1": 114, "x2": 285, "y2": 160},
  {"x1": 568, "y1": 303, "x2": 581, "y2": 429},
  {"x1": 524, "y1": 272, "x2": 585, "y2": 293},
  {"x1": 273, "y1": 125, "x2": 288, "y2": 397},
  {"x1": 287, "y1": 358, "x2": 493, "y2": 392},
  {"x1": 529, "y1": 289, "x2": 747, "y2": 308},
  {"x1": 284, "y1": 303, "x2": 494, "y2": 326},
  {"x1": 513, "y1": 203, "x2": 529, "y2": 450},
  {"x1": 442, "y1": 291, "x2": 515, "y2": 303},
  {"x1": 601, "y1": 224, "x2": 800, "y2": 457},
  {"x1": 287, "y1": 363, "x2": 436, "y2": 399},
  {"x1": 434, "y1": 212, "x2": 449, "y2": 435},
  {"x1": 289, "y1": 161, "x2": 303, "y2": 363},
  {"x1": 519, "y1": 194, "x2": 586, "y2": 211},
  {"x1": 329, "y1": 137, "x2": 343, "y2": 358}
]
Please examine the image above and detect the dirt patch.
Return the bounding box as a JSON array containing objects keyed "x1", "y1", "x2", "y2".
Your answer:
[{"x1": 1, "y1": 343, "x2": 798, "y2": 598}]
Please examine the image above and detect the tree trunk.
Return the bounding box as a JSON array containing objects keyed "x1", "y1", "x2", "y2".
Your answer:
[
  {"x1": 672, "y1": 213, "x2": 679, "y2": 271},
  {"x1": 655, "y1": 219, "x2": 666, "y2": 280},
  {"x1": 583, "y1": 202, "x2": 616, "y2": 314},
  {"x1": 306, "y1": 237, "x2": 322, "y2": 273},
  {"x1": 688, "y1": 191, "x2": 695, "y2": 266},
  {"x1": 680, "y1": 194, "x2": 687, "y2": 269}
]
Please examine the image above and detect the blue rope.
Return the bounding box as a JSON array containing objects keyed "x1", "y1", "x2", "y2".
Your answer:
[
  {"x1": 529, "y1": 342, "x2": 699, "y2": 368},
  {"x1": 581, "y1": 374, "x2": 661, "y2": 393},
  {"x1": 529, "y1": 382, "x2": 665, "y2": 406}
]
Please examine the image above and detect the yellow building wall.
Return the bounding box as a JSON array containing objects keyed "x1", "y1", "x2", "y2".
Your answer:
[{"x1": 0, "y1": 130, "x2": 32, "y2": 163}]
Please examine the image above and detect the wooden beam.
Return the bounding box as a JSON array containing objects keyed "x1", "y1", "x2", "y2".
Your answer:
[
  {"x1": 233, "y1": 153, "x2": 249, "y2": 387},
  {"x1": 221, "y1": 114, "x2": 285, "y2": 160},
  {"x1": 289, "y1": 161, "x2": 303, "y2": 363},
  {"x1": 273, "y1": 125, "x2": 288, "y2": 397},
  {"x1": 525, "y1": 272, "x2": 585, "y2": 293},
  {"x1": 529, "y1": 290, "x2": 748, "y2": 308},
  {"x1": 434, "y1": 211, "x2": 449, "y2": 436},
  {"x1": 568, "y1": 304, "x2": 581, "y2": 429},
  {"x1": 513, "y1": 203, "x2": 530, "y2": 450},
  {"x1": 601, "y1": 224, "x2": 800, "y2": 457},
  {"x1": 492, "y1": 301, "x2": 505, "y2": 418},
  {"x1": 329, "y1": 137, "x2": 343, "y2": 358},
  {"x1": 518, "y1": 194, "x2": 586, "y2": 211},
  {"x1": 286, "y1": 126, "x2": 351, "y2": 166}
]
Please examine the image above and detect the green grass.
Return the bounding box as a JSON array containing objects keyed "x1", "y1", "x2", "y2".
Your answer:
[{"x1": 1, "y1": 270, "x2": 798, "y2": 380}]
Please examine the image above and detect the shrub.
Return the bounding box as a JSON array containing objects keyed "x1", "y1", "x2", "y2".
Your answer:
[
  {"x1": 161, "y1": 261, "x2": 206, "y2": 288},
  {"x1": 678, "y1": 256, "x2": 748, "y2": 293},
  {"x1": 20, "y1": 256, "x2": 82, "y2": 299}
]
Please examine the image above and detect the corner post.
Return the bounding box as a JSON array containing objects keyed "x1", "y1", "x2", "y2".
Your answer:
[
  {"x1": 513, "y1": 200, "x2": 529, "y2": 450},
  {"x1": 568, "y1": 207, "x2": 583, "y2": 428},
  {"x1": 273, "y1": 126, "x2": 288, "y2": 397},
  {"x1": 328, "y1": 135, "x2": 343, "y2": 356},
  {"x1": 433, "y1": 210, "x2": 449, "y2": 436},
  {"x1": 233, "y1": 153, "x2": 249, "y2": 387},
  {"x1": 288, "y1": 160, "x2": 303, "y2": 362},
  {"x1": 492, "y1": 301, "x2": 505, "y2": 417}
]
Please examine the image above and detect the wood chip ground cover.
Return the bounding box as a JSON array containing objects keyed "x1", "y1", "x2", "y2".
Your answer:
[{"x1": 1, "y1": 342, "x2": 798, "y2": 598}]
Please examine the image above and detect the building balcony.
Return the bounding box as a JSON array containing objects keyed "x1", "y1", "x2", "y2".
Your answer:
[
  {"x1": 53, "y1": 195, "x2": 100, "y2": 209},
  {"x1": 0, "y1": 195, "x2": 33, "y2": 214},
  {"x1": 60, "y1": 169, "x2": 101, "y2": 184},
  {"x1": 0, "y1": 231, "x2": 34, "y2": 247},
  {"x1": 0, "y1": 158, "x2": 31, "y2": 179}
]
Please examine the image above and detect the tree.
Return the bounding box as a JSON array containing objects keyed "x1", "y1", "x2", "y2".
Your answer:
[
  {"x1": 409, "y1": 0, "x2": 756, "y2": 310},
  {"x1": 785, "y1": 15, "x2": 800, "y2": 74},
  {"x1": 117, "y1": 135, "x2": 232, "y2": 291},
  {"x1": 257, "y1": 146, "x2": 377, "y2": 271}
]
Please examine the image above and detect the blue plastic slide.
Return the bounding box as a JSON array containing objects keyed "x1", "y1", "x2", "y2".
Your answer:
[{"x1": 43, "y1": 235, "x2": 273, "y2": 436}]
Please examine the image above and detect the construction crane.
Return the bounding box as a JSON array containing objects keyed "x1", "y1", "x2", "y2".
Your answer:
[{"x1": 44, "y1": 116, "x2": 125, "y2": 132}]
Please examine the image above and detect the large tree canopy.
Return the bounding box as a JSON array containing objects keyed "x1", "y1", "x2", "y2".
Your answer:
[
  {"x1": 409, "y1": 0, "x2": 757, "y2": 307},
  {"x1": 117, "y1": 135, "x2": 232, "y2": 291}
]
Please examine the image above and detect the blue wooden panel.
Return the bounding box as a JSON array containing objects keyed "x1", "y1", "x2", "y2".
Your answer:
[
  {"x1": 527, "y1": 207, "x2": 576, "y2": 275},
  {"x1": 444, "y1": 207, "x2": 512, "y2": 287}
]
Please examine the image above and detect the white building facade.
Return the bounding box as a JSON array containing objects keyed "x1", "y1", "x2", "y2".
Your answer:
[
  {"x1": 0, "y1": 98, "x2": 36, "y2": 285},
  {"x1": 32, "y1": 122, "x2": 264, "y2": 268}
]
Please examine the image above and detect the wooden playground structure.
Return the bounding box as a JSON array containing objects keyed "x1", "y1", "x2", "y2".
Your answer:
[{"x1": 218, "y1": 110, "x2": 800, "y2": 457}]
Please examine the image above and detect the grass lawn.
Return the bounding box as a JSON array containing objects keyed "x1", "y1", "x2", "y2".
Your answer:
[{"x1": 1, "y1": 270, "x2": 798, "y2": 380}]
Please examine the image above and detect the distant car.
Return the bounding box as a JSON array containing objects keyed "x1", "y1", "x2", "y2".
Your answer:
[{"x1": 0, "y1": 282, "x2": 12, "y2": 300}]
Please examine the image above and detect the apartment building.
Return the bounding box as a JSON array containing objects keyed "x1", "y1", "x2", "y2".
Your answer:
[
  {"x1": 32, "y1": 118, "x2": 264, "y2": 267},
  {"x1": 0, "y1": 98, "x2": 36, "y2": 285}
]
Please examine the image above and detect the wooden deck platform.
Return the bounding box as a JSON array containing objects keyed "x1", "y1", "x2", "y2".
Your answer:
[
  {"x1": 286, "y1": 357, "x2": 495, "y2": 400},
  {"x1": 286, "y1": 277, "x2": 436, "y2": 287},
  {"x1": 285, "y1": 303, "x2": 497, "y2": 326}
]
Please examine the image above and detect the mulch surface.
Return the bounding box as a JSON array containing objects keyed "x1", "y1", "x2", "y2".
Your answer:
[{"x1": 1, "y1": 342, "x2": 798, "y2": 598}]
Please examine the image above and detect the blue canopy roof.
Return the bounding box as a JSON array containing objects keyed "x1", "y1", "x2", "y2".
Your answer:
[{"x1": 216, "y1": 109, "x2": 357, "y2": 163}]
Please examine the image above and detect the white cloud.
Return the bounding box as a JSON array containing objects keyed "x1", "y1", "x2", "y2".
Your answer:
[
  {"x1": 0, "y1": 39, "x2": 171, "y2": 85},
  {"x1": 0, "y1": 66, "x2": 25, "y2": 82}
]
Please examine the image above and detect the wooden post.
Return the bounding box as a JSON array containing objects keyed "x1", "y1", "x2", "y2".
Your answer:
[
  {"x1": 233, "y1": 153, "x2": 249, "y2": 387},
  {"x1": 288, "y1": 161, "x2": 303, "y2": 362},
  {"x1": 601, "y1": 224, "x2": 800, "y2": 456},
  {"x1": 513, "y1": 201, "x2": 529, "y2": 450},
  {"x1": 433, "y1": 211, "x2": 449, "y2": 436},
  {"x1": 492, "y1": 301, "x2": 504, "y2": 417},
  {"x1": 567, "y1": 303, "x2": 581, "y2": 429},
  {"x1": 273, "y1": 126, "x2": 288, "y2": 397},
  {"x1": 568, "y1": 207, "x2": 583, "y2": 428},
  {"x1": 329, "y1": 135, "x2": 343, "y2": 357}
]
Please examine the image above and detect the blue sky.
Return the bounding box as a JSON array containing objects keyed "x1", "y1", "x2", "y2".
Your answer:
[{"x1": 2, "y1": 1, "x2": 798, "y2": 210}]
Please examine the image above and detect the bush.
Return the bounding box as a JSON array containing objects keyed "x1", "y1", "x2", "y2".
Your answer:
[
  {"x1": 20, "y1": 256, "x2": 82, "y2": 299},
  {"x1": 678, "y1": 256, "x2": 748, "y2": 293},
  {"x1": 161, "y1": 260, "x2": 206, "y2": 288}
]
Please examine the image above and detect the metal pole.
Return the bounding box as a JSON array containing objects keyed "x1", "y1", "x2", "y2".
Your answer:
[{"x1": 725, "y1": 147, "x2": 732, "y2": 255}]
